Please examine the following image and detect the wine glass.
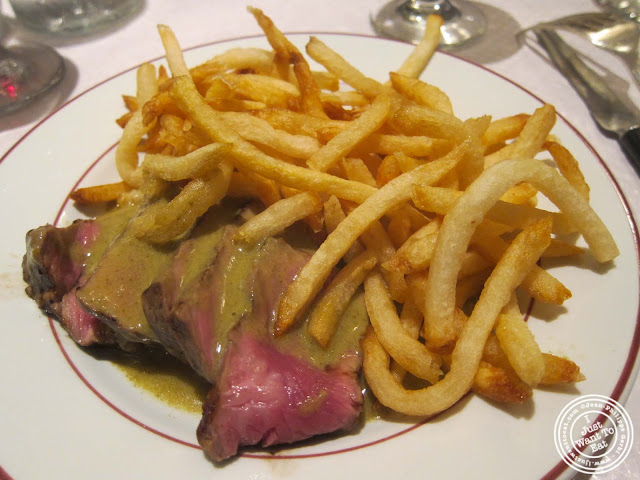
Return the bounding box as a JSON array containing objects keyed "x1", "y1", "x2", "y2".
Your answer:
[
  {"x1": 0, "y1": 43, "x2": 65, "y2": 115},
  {"x1": 0, "y1": 15, "x2": 65, "y2": 115},
  {"x1": 371, "y1": 0, "x2": 487, "y2": 47}
]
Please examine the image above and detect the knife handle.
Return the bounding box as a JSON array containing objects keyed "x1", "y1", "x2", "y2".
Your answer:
[{"x1": 620, "y1": 128, "x2": 640, "y2": 176}]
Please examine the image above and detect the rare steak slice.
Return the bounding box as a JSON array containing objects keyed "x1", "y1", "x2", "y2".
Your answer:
[
  {"x1": 142, "y1": 202, "x2": 247, "y2": 364},
  {"x1": 143, "y1": 225, "x2": 260, "y2": 382},
  {"x1": 193, "y1": 238, "x2": 368, "y2": 461},
  {"x1": 198, "y1": 333, "x2": 363, "y2": 462},
  {"x1": 22, "y1": 205, "x2": 136, "y2": 346},
  {"x1": 75, "y1": 205, "x2": 185, "y2": 345}
]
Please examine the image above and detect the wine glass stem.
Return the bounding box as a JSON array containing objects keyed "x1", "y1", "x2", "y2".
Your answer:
[{"x1": 403, "y1": 0, "x2": 459, "y2": 22}]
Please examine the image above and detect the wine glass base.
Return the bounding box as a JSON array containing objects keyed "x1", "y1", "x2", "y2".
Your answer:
[
  {"x1": 371, "y1": 0, "x2": 487, "y2": 47},
  {"x1": 0, "y1": 44, "x2": 65, "y2": 115}
]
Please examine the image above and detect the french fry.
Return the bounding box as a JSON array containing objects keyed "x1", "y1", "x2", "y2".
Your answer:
[
  {"x1": 390, "y1": 103, "x2": 465, "y2": 142},
  {"x1": 394, "y1": 14, "x2": 443, "y2": 79},
  {"x1": 249, "y1": 7, "x2": 326, "y2": 118},
  {"x1": 365, "y1": 270, "x2": 442, "y2": 384},
  {"x1": 308, "y1": 250, "x2": 377, "y2": 348},
  {"x1": 481, "y1": 113, "x2": 529, "y2": 149},
  {"x1": 341, "y1": 157, "x2": 377, "y2": 187},
  {"x1": 132, "y1": 161, "x2": 233, "y2": 243},
  {"x1": 494, "y1": 294, "x2": 544, "y2": 387},
  {"x1": 389, "y1": 72, "x2": 453, "y2": 114},
  {"x1": 545, "y1": 140, "x2": 590, "y2": 201},
  {"x1": 539, "y1": 353, "x2": 585, "y2": 384},
  {"x1": 306, "y1": 36, "x2": 389, "y2": 98},
  {"x1": 170, "y1": 75, "x2": 378, "y2": 203},
  {"x1": 376, "y1": 154, "x2": 403, "y2": 186},
  {"x1": 484, "y1": 104, "x2": 556, "y2": 167},
  {"x1": 189, "y1": 47, "x2": 276, "y2": 84},
  {"x1": 413, "y1": 185, "x2": 576, "y2": 235},
  {"x1": 157, "y1": 25, "x2": 189, "y2": 77},
  {"x1": 276, "y1": 142, "x2": 467, "y2": 335},
  {"x1": 70, "y1": 182, "x2": 131, "y2": 204},
  {"x1": 307, "y1": 94, "x2": 392, "y2": 172},
  {"x1": 422, "y1": 159, "x2": 618, "y2": 351},
  {"x1": 362, "y1": 215, "x2": 553, "y2": 416},
  {"x1": 142, "y1": 143, "x2": 231, "y2": 181},
  {"x1": 235, "y1": 191, "x2": 323, "y2": 244},
  {"x1": 472, "y1": 361, "x2": 533, "y2": 404},
  {"x1": 220, "y1": 111, "x2": 320, "y2": 159}
]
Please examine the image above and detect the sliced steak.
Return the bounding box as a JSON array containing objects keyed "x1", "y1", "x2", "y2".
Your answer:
[
  {"x1": 142, "y1": 203, "x2": 245, "y2": 367},
  {"x1": 197, "y1": 333, "x2": 363, "y2": 462},
  {"x1": 23, "y1": 205, "x2": 135, "y2": 346},
  {"x1": 194, "y1": 238, "x2": 366, "y2": 461},
  {"x1": 144, "y1": 226, "x2": 258, "y2": 381}
]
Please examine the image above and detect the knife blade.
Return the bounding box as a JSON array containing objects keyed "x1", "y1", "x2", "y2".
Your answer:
[{"x1": 534, "y1": 27, "x2": 640, "y2": 174}]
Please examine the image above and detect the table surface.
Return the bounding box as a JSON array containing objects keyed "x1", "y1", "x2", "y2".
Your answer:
[{"x1": 0, "y1": 1, "x2": 638, "y2": 478}]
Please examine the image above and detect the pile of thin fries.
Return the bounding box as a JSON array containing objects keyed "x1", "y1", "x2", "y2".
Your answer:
[{"x1": 72, "y1": 8, "x2": 619, "y2": 417}]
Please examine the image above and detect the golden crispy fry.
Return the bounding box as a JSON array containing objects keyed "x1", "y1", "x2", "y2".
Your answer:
[
  {"x1": 275, "y1": 143, "x2": 467, "y2": 335},
  {"x1": 308, "y1": 250, "x2": 377, "y2": 348},
  {"x1": 383, "y1": 220, "x2": 439, "y2": 274},
  {"x1": 322, "y1": 195, "x2": 364, "y2": 262},
  {"x1": 216, "y1": 73, "x2": 299, "y2": 108},
  {"x1": 306, "y1": 36, "x2": 389, "y2": 98},
  {"x1": 394, "y1": 14, "x2": 443, "y2": 78},
  {"x1": 365, "y1": 270, "x2": 442, "y2": 384},
  {"x1": 545, "y1": 140, "x2": 590, "y2": 201},
  {"x1": 357, "y1": 134, "x2": 451, "y2": 157},
  {"x1": 389, "y1": 72, "x2": 453, "y2": 114},
  {"x1": 481, "y1": 113, "x2": 529, "y2": 149},
  {"x1": 500, "y1": 183, "x2": 538, "y2": 205},
  {"x1": 364, "y1": 217, "x2": 550, "y2": 416},
  {"x1": 394, "y1": 151, "x2": 422, "y2": 172},
  {"x1": 279, "y1": 184, "x2": 325, "y2": 233},
  {"x1": 70, "y1": 182, "x2": 131, "y2": 204},
  {"x1": 220, "y1": 111, "x2": 320, "y2": 159},
  {"x1": 422, "y1": 158, "x2": 618, "y2": 350},
  {"x1": 249, "y1": 7, "x2": 326, "y2": 117},
  {"x1": 171, "y1": 76, "x2": 378, "y2": 203},
  {"x1": 376, "y1": 154, "x2": 403, "y2": 186},
  {"x1": 157, "y1": 25, "x2": 189, "y2": 77},
  {"x1": 307, "y1": 94, "x2": 391, "y2": 171},
  {"x1": 387, "y1": 212, "x2": 412, "y2": 248},
  {"x1": 132, "y1": 161, "x2": 233, "y2": 243},
  {"x1": 494, "y1": 294, "x2": 544, "y2": 387},
  {"x1": 471, "y1": 224, "x2": 572, "y2": 305},
  {"x1": 341, "y1": 157, "x2": 377, "y2": 187},
  {"x1": 189, "y1": 47, "x2": 276, "y2": 84},
  {"x1": 484, "y1": 104, "x2": 556, "y2": 167},
  {"x1": 472, "y1": 361, "x2": 533, "y2": 404},
  {"x1": 539, "y1": 353, "x2": 585, "y2": 384},
  {"x1": 235, "y1": 191, "x2": 323, "y2": 244},
  {"x1": 142, "y1": 143, "x2": 231, "y2": 181},
  {"x1": 115, "y1": 64, "x2": 159, "y2": 187},
  {"x1": 413, "y1": 185, "x2": 576, "y2": 235},
  {"x1": 390, "y1": 103, "x2": 465, "y2": 142},
  {"x1": 458, "y1": 116, "x2": 491, "y2": 189},
  {"x1": 360, "y1": 221, "x2": 409, "y2": 303},
  {"x1": 320, "y1": 90, "x2": 369, "y2": 107}
]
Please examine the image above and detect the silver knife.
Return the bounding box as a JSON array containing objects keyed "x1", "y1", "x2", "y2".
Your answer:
[{"x1": 534, "y1": 27, "x2": 640, "y2": 174}]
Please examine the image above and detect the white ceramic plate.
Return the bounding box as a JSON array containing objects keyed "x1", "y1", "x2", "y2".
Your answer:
[{"x1": 1, "y1": 34, "x2": 638, "y2": 480}]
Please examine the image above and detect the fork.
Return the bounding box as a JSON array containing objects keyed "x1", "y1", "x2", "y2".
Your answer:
[{"x1": 541, "y1": 12, "x2": 640, "y2": 87}]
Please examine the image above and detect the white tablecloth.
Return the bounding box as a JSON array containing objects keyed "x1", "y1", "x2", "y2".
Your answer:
[{"x1": 0, "y1": 1, "x2": 638, "y2": 478}]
